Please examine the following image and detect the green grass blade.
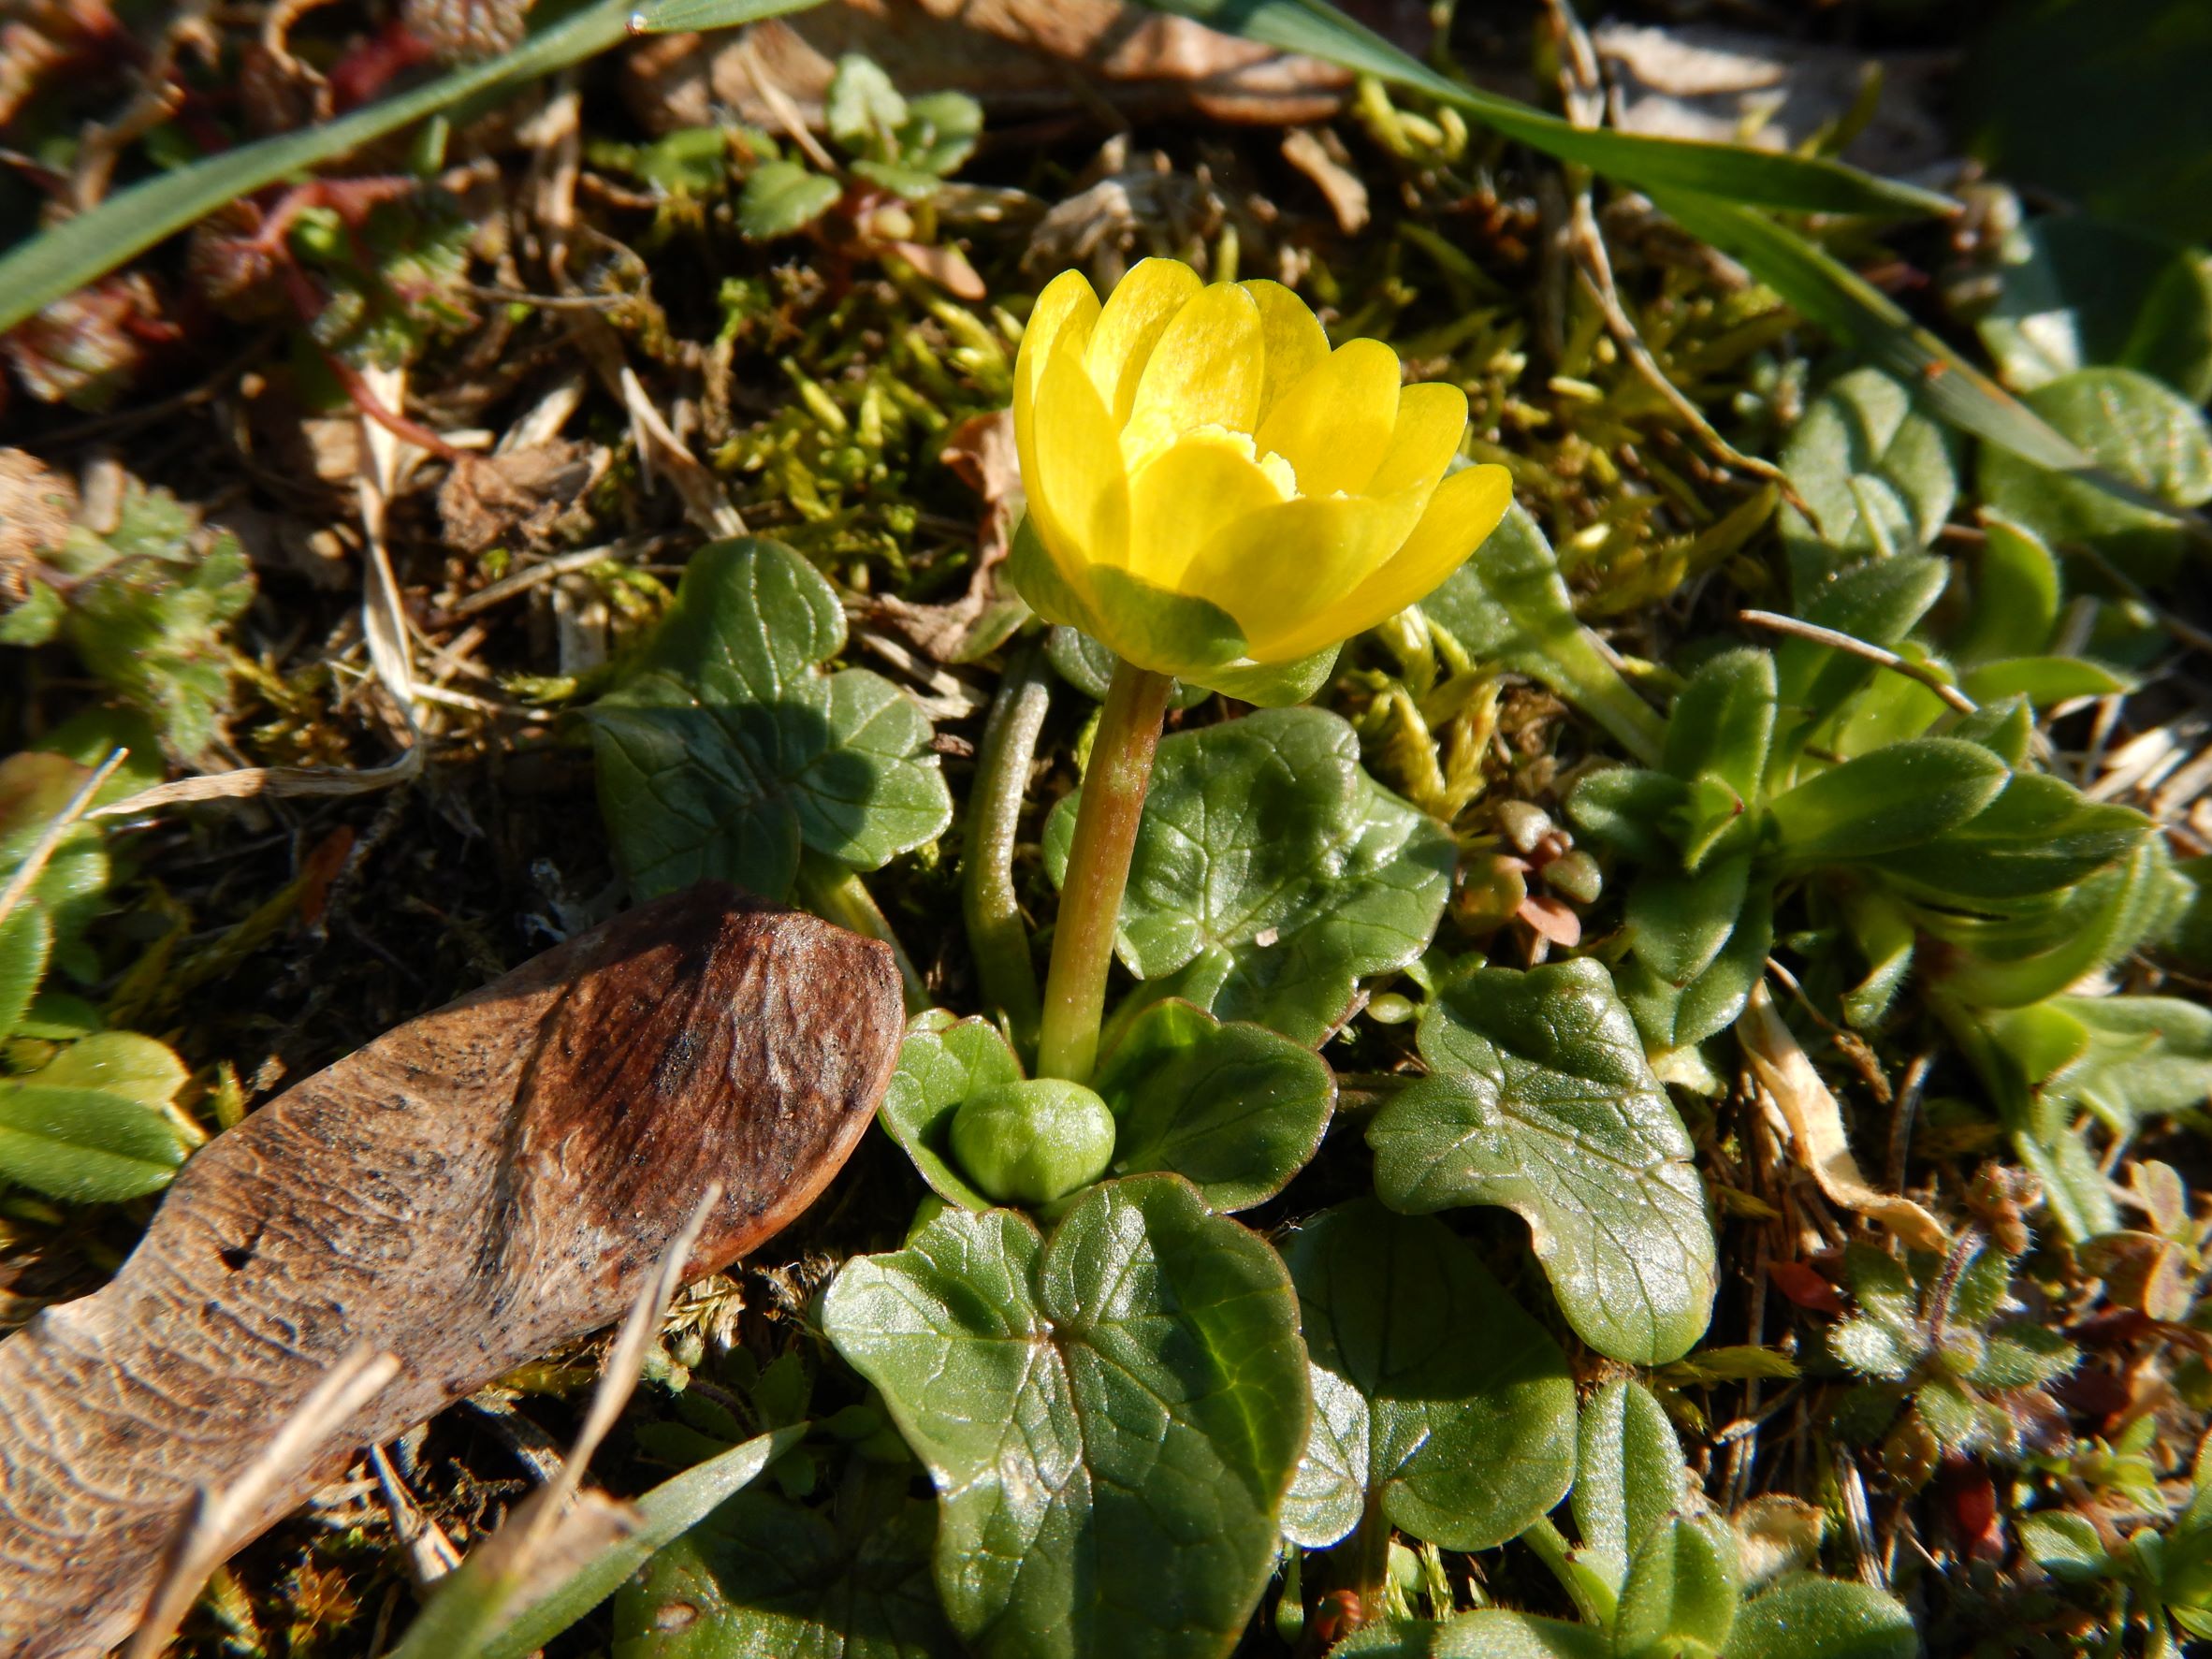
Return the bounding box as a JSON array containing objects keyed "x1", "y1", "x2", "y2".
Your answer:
[
  {"x1": 0, "y1": 0, "x2": 821, "y2": 335},
  {"x1": 1141, "y1": 0, "x2": 1955, "y2": 218}
]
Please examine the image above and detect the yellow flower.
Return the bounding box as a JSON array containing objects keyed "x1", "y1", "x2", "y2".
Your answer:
[{"x1": 1010, "y1": 257, "x2": 1511, "y2": 690}]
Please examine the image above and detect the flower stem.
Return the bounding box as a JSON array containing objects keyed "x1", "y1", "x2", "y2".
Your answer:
[
  {"x1": 960, "y1": 644, "x2": 1053, "y2": 1056},
  {"x1": 1036, "y1": 657, "x2": 1174, "y2": 1084}
]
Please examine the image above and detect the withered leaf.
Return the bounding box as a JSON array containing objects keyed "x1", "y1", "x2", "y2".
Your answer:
[{"x1": 0, "y1": 882, "x2": 903, "y2": 1659}]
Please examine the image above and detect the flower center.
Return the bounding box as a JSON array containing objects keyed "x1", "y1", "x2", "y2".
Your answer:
[{"x1": 1119, "y1": 416, "x2": 1298, "y2": 500}]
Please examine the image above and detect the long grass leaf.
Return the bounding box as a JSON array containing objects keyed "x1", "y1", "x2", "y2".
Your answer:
[
  {"x1": 0, "y1": 0, "x2": 821, "y2": 334},
  {"x1": 1142, "y1": 0, "x2": 1955, "y2": 218}
]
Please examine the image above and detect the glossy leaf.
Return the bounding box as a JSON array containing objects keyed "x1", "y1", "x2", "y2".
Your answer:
[
  {"x1": 879, "y1": 1012, "x2": 1020, "y2": 1211},
  {"x1": 822, "y1": 1176, "x2": 1307, "y2": 1659},
  {"x1": 587, "y1": 538, "x2": 952, "y2": 902},
  {"x1": 1278, "y1": 1201, "x2": 1576, "y2": 1552},
  {"x1": 1978, "y1": 367, "x2": 2212, "y2": 581},
  {"x1": 1368, "y1": 958, "x2": 1717, "y2": 1364},
  {"x1": 613, "y1": 1486, "x2": 948, "y2": 1659},
  {"x1": 1765, "y1": 740, "x2": 2011, "y2": 867},
  {"x1": 1046, "y1": 708, "x2": 1453, "y2": 1046},
  {"x1": 1093, "y1": 999, "x2": 1333, "y2": 1212}
]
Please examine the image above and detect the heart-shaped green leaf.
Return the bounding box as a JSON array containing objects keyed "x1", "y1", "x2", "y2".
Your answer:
[
  {"x1": 1978, "y1": 367, "x2": 2212, "y2": 582},
  {"x1": 1368, "y1": 959, "x2": 1716, "y2": 1364},
  {"x1": 879, "y1": 1012, "x2": 1023, "y2": 1212},
  {"x1": 1277, "y1": 1201, "x2": 1576, "y2": 1552},
  {"x1": 1045, "y1": 707, "x2": 1452, "y2": 1046},
  {"x1": 586, "y1": 538, "x2": 952, "y2": 902},
  {"x1": 821, "y1": 1175, "x2": 1307, "y2": 1659},
  {"x1": 1094, "y1": 999, "x2": 1333, "y2": 1211},
  {"x1": 614, "y1": 1485, "x2": 949, "y2": 1659},
  {"x1": 1780, "y1": 367, "x2": 1959, "y2": 587}
]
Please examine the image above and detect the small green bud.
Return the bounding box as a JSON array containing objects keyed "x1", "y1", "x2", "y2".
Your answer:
[
  {"x1": 949, "y1": 1079, "x2": 1116, "y2": 1207},
  {"x1": 1543, "y1": 849, "x2": 1603, "y2": 905}
]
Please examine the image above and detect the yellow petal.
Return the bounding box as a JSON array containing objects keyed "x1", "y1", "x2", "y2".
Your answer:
[
  {"x1": 1257, "y1": 463, "x2": 1513, "y2": 662},
  {"x1": 1183, "y1": 484, "x2": 1433, "y2": 661},
  {"x1": 1241, "y1": 278, "x2": 1331, "y2": 427},
  {"x1": 1083, "y1": 258, "x2": 1203, "y2": 428},
  {"x1": 1125, "y1": 429, "x2": 1294, "y2": 592},
  {"x1": 1365, "y1": 381, "x2": 1469, "y2": 497},
  {"x1": 1031, "y1": 337, "x2": 1131, "y2": 578},
  {"x1": 1253, "y1": 338, "x2": 1402, "y2": 499},
  {"x1": 1124, "y1": 282, "x2": 1265, "y2": 458},
  {"x1": 1014, "y1": 269, "x2": 1100, "y2": 497}
]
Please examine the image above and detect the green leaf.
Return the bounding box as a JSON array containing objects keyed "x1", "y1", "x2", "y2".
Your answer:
[
  {"x1": 586, "y1": 538, "x2": 951, "y2": 902},
  {"x1": 822, "y1": 1176, "x2": 1308, "y2": 1659},
  {"x1": 1959, "y1": 655, "x2": 2132, "y2": 706},
  {"x1": 1765, "y1": 740, "x2": 2011, "y2": 867},
  {"x1": 474, "y1": 1429, "x2": 805, "y2": 1659},
  {"x1": 1780, "y1": 368, "x2": 1958, "y2": 586},
  {"x1": 1278, "y1": 1201, "x2": 1576, "y2": 1552},
  {"x1": 897, "y1": 91, "x2": 983, "y2": 178},
  {"x1": 1627, "y1": 853, "x2": 1752, "y2": 988},
  {"x1": 1978, "y1": 215, "x2": 2212, "y2": 400},
  {"x1": 0, "y1": 0, "x2": 827, "y2": 335},
  {"x1": 1623, "y1": 879, "x2": 1774, "y2": 1055},
  {"x1": 2016, "y1": 1511, "x2": 2110, "y2": 1581},
  {"x1": 825, "y1": 55, "x2": 908, "y2": 153},
  {"x1": 1722, "y1": 1574, "x2": 1914, "y2": 1659},
  {"x1": 1422, "y1": 507, "x2": 1665, "y2": 765},
  {"x1": 1136, "y1": 0, "x2": 1950, "y2": 217},
  {"x1": 1093, "y1": 999, "x2": 1334, "y2": 1212},
  {"x1": 736, "y1": 159, "x2": 844, "y2": 239},
  {"x1": 0, "y1": 1079, "x2": 185, "y2": 1201},
  {"x1": 1969, "y1": 1322, "x2": 2077, "y2": 1390},
  {"x1": 1663, "y1": 648, "x2": 1776, "y2": 801},
  {"x1": 1865, "y1": 774, "x2": 2152, "y2": 906},
  {"x1": 1956, "y1": 518, "x2": 2060, "y2": 666},
  {"x1": 879, "y1": 1012, "x2": 1022, "y2": 1212},
  {"x1": 1978, "y1": 367, "x2": 2212, "y2": 581},
  {"x1": 1368, "y1": 958, "x2": 1717, "y2": 1364},
  {"x1": 1046, "y1": 708, "x2": 1453, "y2": 1046},
  {"x1": 1572, "y1": 1378, "x2": 1688, "y2": 1600},
  {"x1": 0, "y1": 903, "x2": 51, "y2": 1038},
  {"x1": 1564, "y1": 768, "x2": 1694, "y2": 867},
  {"x1": 614, "y1": 1485, "x2": 948, "y2": 1659},
  {"x1": 1930, "y1": 837, "x2": 2188, "y2": 1009},
  {"x1": 1617, "y1": 1515, "x2": 1739, "y2": 1659},
  {"x1": 1771, "y1": 555, "x2": 1948, "y2": 759}
]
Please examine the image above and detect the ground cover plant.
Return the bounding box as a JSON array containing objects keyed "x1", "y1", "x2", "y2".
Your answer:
[{"x1": 3, "y1": 0, "x2": 2212, "y2": 1655}]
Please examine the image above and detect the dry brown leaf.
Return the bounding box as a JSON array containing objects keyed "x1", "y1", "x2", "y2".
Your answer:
[
  {"x1": 0, "y1": 449, "x2": 77, "y2": 599},
  {"x1": 622, "y1": 0, "x2": 1423, "y2": 137},
  {"x1": 437, "y1": 441, "x2": 606, "y2": 554},
  {"x1": 0, "y1": 883, "x2": 903, "y2": 1659},
  {"x1": 865, "y1": 408, "x2": 1027, "y2": 664},
  {"x1": 1739, "y1": 981, "x2": 1948, "y2": 1253}
]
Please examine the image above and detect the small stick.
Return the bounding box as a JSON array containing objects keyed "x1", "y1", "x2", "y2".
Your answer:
[{"x1": 1738, "y1": 609, "x2": 1977, "y2": 715}]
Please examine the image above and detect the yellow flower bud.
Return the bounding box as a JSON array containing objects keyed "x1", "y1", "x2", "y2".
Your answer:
[{"x1": 1010, "y1": 257, "x2": 1512, "y2": 688}]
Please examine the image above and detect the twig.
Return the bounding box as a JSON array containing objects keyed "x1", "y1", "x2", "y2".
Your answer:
[{"x1": 1738, "y1": 609, "x2": 1977, "y2": 715}]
